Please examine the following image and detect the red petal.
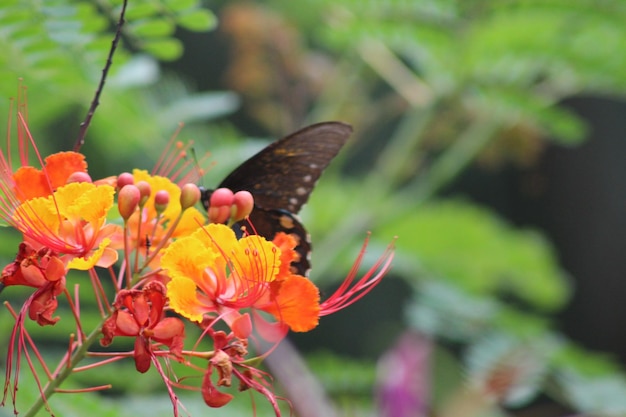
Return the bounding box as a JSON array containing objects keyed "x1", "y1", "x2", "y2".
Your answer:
[
  {"x1": 100, "y1": 313, "x2": 118, "y2": 346},
  {"x1": 134, "y1": 337, "x2": 152, "y2": 373},
  {"x1": 44, "y1": 255, "x2": 66, "y2": 282},
  {"x1": 152, "y1": 317, "x2": 186, "y2": 357},
  {"x1": 115, "y1": 310, "x2": 140, "y2": 336},
  {"x1": 202, "y1": 367, "x2": 234, "y2": 408},
  {"x1": 133, "y1": 293, "x2": 150, "y2": 327},
  {"x1": 231, "y1": 313, "x2": 252, "y2": 339},
  {"x1": 29, "y1": 285, "x2": 60, "y2": 326}
]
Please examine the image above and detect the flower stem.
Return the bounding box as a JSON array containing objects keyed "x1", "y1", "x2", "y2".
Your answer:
[{"x1": 23, "y1": 318, "x2": 107, "y2": 417}]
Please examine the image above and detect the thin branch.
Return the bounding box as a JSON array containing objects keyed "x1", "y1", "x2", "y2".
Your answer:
[{"x1": 73, "y1": 0, "x2": 128, "y2": 152}]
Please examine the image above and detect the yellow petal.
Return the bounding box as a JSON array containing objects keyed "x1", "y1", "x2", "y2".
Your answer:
[
  {"x1": 161, "y1": 234, "x2": 218, "y2": 280},
  {"x1": 67, "y1": 238, "x2": 112, "y2": 270},
  {"x1": 194, "y1": 223, "x2": 238, "y2": 256},
  {"x1": 54, "y1": 183, "x2": 114, "y2": 224},
  {"x1": 173, "y1": 207, "x2": 206, "y2": 238},
  {"x1": 167, "y1": 276, "x2": 207, "y2": 322},
  {"x1": 234, "y1": 235, "x2": 280, "y2": 283},
  {"x1": 14, "y1": 195, "x2": 61, "y2": 233}
]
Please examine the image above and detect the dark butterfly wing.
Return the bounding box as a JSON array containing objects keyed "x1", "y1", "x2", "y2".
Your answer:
[
  {"x1": 203, "y1": 121, "x2": 353, "y2": 276},
  {"x1": 218, "y1": 121, "x2": 352, "y2": 213},
  {"x1": 244, "y1": 208, "x2": 311, "y2": 275}
]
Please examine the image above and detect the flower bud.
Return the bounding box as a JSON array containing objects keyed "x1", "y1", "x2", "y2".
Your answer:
[
  {"x1": 180, "y1": 183, "x2": 201, "y2": 210},
  {"x1": 154, "y1": 190, "x2": 170, "y2": 214},
  {"x1": 118, "y1": 185, "x2": 140, "y2": 220},
  {"x1": 210, "y1": 188, "x2": 235, "y2": 208},
  {"x1": 232, "y1": 191, "x2": 254, "y2": 221},
  {"x1": 207, "y1": 188, "x2": 235, "y2": 224},
  {"x1": 135, "y1": 181, "x2": 151, "y2": 207},
  {"x1": 208, "y1": 205, "x2": 231, "y2": 225},
  {"x1": 116, "y1": 172, "x2": 134, "y2": 190},
  {"x1": 66, "y1": 171, "x2": 92, "y2": 184}
]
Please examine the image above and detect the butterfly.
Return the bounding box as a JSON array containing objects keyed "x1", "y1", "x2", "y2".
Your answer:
[{"x1": 201, "y1": 121, "x2": 353, "y2": 276}]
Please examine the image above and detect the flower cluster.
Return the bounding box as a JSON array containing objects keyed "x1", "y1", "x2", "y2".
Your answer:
[{"x1": 0, "y1": 100, "x2": 395, "y2": 417}]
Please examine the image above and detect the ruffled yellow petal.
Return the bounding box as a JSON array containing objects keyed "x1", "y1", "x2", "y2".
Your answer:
[
  {"x1": 167, "y1": 276, "x2": 207, "y2": 323},
  {"x1": 161, "y1": 233, "x2": 218, "y2": 280},
  {"x1": 54, "y1": 183, "x2": 114, "y2": 224},
  {"x1": 194, "y1": 223, "x2": 238, "y2": 255},
  {"x1": 67, "y1": 238, "x2": 112, "y2": 270}
]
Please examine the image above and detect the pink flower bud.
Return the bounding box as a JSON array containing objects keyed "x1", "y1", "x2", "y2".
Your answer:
[
  {"x1": 116, "y1": 172, "x2": 134, "y2": 190},
  {"x1": 210, "y1": 188, "x2": 235, "y2": 208},
  {"x1": 154, "y1": 190, "x2": 170, "y2": 214},
  {"x1": 118, "y1": 185, "x2": 140, "y2": 220},
  {"x1": 66, "y1": 171, "x2": 92, "y2": 184},
  {"x1": 135, "y1": 181, "x2": 151, "y2": 206},
  {"x1": 232, "y1": 191, "x2": 254, "y2": 221}
]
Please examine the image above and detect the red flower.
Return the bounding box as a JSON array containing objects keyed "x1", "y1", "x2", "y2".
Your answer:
[
  {"x1": 1, "y1": 242, "x2": 66, "y2": 325},
  {"x1": 2, "y1": 242, "x2": 68, "y2": 408},
  {"x1": 101, "y1": 281, "x2": 185, "y2": 373},
  {"x1": 201, "y1": 330, "x2": 281, "y2": 415}
]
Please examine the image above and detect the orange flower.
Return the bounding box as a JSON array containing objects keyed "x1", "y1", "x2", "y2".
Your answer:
[
  {"x1": 11, "y1": 152, "x2": 88, "y2": 202},
  {"x1": 162, "y1": 224, "x2": 320, "y2": 339},
  {"x1": 12, "y1": 182, "x2": 119, "y2": 269},
  {"x1": 0, "y1": 105, "x2": 88, "y2": 204}
]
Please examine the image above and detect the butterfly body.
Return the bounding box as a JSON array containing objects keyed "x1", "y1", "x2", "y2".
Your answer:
[{"x1": 201, "y1": 121, "x2": 353, "y2": 275}]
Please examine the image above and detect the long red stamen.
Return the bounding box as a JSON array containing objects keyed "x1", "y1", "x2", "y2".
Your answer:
[
  {"x1": 152, "y1": 123, "x2": 185, "y2": 176},
  {"x1": 320, "y1": 235, "x2": 396, "y2": 315},
  {"x1": 17, "y1": 83, "x2": 28, "y2": 166}
]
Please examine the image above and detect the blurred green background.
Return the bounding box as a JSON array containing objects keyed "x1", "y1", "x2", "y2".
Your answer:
[{"x1": 2, "y1": 0, "x2": 626, "y2": 416}]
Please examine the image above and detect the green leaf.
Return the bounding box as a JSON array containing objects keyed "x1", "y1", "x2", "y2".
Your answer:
[
  {"x1": 124, "y1": 2, "x2": 161, "y2": 20},
  {"x1": 141, "y1": 38, "x2": 183, "y2": 60},
  {"x1": 163, "y1": 0, "x2": 197, "y2": 12},
  {"x1": 130, "y1": 19, "x2": 176, "y2": 38},
  {"x1": 176, "y1": 9, "x2": 216, "y2": 32}
]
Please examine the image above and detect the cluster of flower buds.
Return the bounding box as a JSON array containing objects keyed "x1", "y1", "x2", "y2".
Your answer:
[
  {"x1": 206, "y1": 187, "x2": 254, "y2": 225},
  {"x1": 0, "y1": 103, "x2": 395, "y2": 417}
]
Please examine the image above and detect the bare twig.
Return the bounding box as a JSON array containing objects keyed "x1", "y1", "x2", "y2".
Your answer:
[{"x1": 73, "y1": 0, "x2": 128, "y2": 152}]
